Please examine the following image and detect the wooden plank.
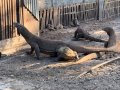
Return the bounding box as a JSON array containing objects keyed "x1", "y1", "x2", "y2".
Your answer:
[
  {"x1": 1, "y1": 0, "x2": 3, "y2": 39},
  {"x1": 13, "y1": 0, "x2": 17, "y2": 37},
  {"x1": 83, "y1": 3, "x2": 86, "y2": 21},
  {"x1": 39, "y1": 11, "x2": 42, "y2": 30},
  {"x1": 49, "y1": 8, "x2": 53, "y2": 25},
  {"x1": 6, "y1": 0, "x2": 10, "y2": 39},
  {"x1": 41, "y1": 9, "x2": 45, "y2": 30},
  {"x1": 46, "y1": 9, "x2": 50, "y2": 27},
  {"x1": 0, "y1": 4, "x2": 2, "y2": 40},
  {"x1": 66, "y1": 6, "x2": 69, "y2": 26},
  {"x1": 42, "y1": 9, "x2": 46, "y2": 29},
  {"x1": 60, "y1": 6, "x2": 63, "y2": 25},
  {"x1": 70, "y1": 5, "x2": 73, "y2": 23},
  {"x1": 57, "y1": 7, "x2": 60, "y2": 25},
  {"x1": 76, "y1": 4, "x2": 79, "y2": 20},
  {"x1": 71, "y1": 5, "x2": 74, "y2": 22},
  {"x1": 45, "y1": 9, "x2": 48, "y2": 28},
  {"x1": 53, "y1": 7, "x2": 58, "y2": 26},
  {"x1": 63, "y1": 5, "x2": 67, "y2": 26},
  {"x1": 4, "y1": 0, "x2": 7, "y2": 39},
  {"x1": 9, "y1": 0, "x2": 12, "y2": 38},
  {"x1": 68, "y1": 5, "x2": 71, "y2": 25},
  {"x1": 62, "y1": 5, "x2": 65, "y2": 26},
  {"x1": 80, "y1": 4, "x2": 84, "y2": 21},
  {"x1": 84, "y1": 3, "x2": 87, "y2": 21},
  {"x1": 67, "y1": 5, "x2": 70, "y2": 26},
  {"x1": 78, "y1": 5, "x2": 81, "y2": 21},
  {"x1": 74, "y1": 4, "x2": 76, "y2": 19}
]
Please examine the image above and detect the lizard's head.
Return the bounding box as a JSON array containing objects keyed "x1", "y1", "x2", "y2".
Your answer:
[
  {"x1": 58, "y1": 47, "x2": 79, "y2": 60},
  {"x1": 13, "y1": 22, "x2": 32, "y2": 39},
  {"x1": 13, "y1": 22, "x2": 23, "y2": 35}
]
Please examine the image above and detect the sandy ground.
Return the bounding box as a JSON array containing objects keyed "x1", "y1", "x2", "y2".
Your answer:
[{"x1": 0, "y1": 18, "x2": 120, "y2": 90}]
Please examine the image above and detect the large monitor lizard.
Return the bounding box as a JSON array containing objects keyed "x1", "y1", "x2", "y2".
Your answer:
[
  {"x1": 74, "y1": 26, "x2": 116, "y2": 48},
  {"x1": 73, "y1": 26, "x2": 107, "y2": 44},
  {"x1": 13, "y1": 23, "x2": 118, "y2": 60}
]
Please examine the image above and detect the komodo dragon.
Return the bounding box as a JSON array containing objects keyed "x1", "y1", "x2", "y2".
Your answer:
[
  {"x1": 73, "y1": 26, "x2": 107, "y2": 43},
  {"x1": 13, "y1": 22, "x2": 118, "y2": 60},
  {"x1": 74, "y1": 27, "x2": 116, "y2": 48}
]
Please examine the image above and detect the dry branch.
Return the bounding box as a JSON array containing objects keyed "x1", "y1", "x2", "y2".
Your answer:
[{"x1": 77, "y1": 56, "x2": 120, "y2": 78}]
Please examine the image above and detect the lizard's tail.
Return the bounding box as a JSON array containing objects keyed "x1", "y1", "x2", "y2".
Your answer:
[
  {"x1": 68, "y1": 44, "x2": 120, "y2": 53},
  {"x1": 68, "y1": 27, "x2": 119, "y2": 53},
  {"x1": 68, "y1": 44, "x2": 111, "y2": 53},
  {"x1": 73, "y1": 27, "x2": 107, "y2": 43},
  {"x1": 102, "y1": 27, "x2": 116, "y2": 48}
]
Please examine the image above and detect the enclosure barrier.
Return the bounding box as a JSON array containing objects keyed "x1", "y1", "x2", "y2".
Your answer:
[
  {"x1": 103, "y1": 0, "x2": 120, "y2": 19},
  {"x1": 0, "y1": 0, "x2": 120, "y2": 41},
  {"x1": 24, "y1": 0, "x2": 38, "y2": 20},
  {"x1": 0, "y1": 0, "x2": 24, "y2": 41},
  {"x1": 39, "y1": 2, "x2": 98, "y2": 30}
]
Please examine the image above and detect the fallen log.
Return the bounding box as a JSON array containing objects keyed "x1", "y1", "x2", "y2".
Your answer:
[{"x1": 77, "y1": 56, "x2": 120, "y2": 78}]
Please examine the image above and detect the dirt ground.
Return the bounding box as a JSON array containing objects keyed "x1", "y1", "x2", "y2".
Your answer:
[{"x1": 0, "y1": 18, "x2": 120, "y2": 90}]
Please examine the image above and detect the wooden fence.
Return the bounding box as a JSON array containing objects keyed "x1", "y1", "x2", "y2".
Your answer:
[
  {"x1": 103, "y1": 0, "x2": 120, "y2": 19},
  {"x1": 0, "y1": 0, "x2": 23, "y2": 41},
  {"x1": 39, "y1": 2, "x2": 98, "y2": 30},
  {"x1": 1, "y1": 0, "x2": 120, "y2": 41},
  {"x1": 24, "y1": 0, "x2": 38, "y2": 20}
]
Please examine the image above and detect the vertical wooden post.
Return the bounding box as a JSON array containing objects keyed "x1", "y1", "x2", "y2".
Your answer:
[
  {"x1": 16, "y1": 0, "x2": 20, "y2": 35},
  {"x1": 0, "y1": 6, "x2": 2, "y2": 40},
  {"x1": 98, "y1": 0, "x2": 104, "y2": 20}
]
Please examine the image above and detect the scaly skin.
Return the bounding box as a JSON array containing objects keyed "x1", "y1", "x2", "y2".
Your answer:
[
  {"x1": 73, "y1": 26, "x2": 107, "y2": 44},
  {"x1": 74, "y1": 26, "x2": 116, "y2": 48},
  {"x1": 103, "y1": 27, "x2": 116, "y2": 47},
  {"x1": 13, "y1": 23, "x2": 118, "y2": 60}
]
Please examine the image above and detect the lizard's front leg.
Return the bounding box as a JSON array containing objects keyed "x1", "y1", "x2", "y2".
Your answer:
[
  {"x1": 27, "y1": 42, "x2": 40, "y2": 60},
  {"x1": 34, "y1": 44, "x2": 40, "y2": 60}
]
